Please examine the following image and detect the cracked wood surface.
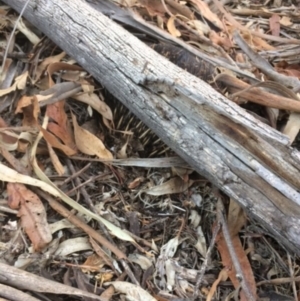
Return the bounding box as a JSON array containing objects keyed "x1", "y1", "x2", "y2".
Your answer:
[{"x1": 5, "y1": 0, "x2": 300, "y2": 254}]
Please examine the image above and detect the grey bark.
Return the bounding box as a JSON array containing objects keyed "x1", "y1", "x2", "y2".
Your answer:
[{"x1": 5, "y1": 0, "x2": 300, "y2": 254}]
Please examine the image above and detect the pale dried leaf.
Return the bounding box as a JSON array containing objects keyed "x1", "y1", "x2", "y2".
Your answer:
[
  {"x1": 117, "y1": 140, "x2": 128, "y2": 159},
  {"x1": 189, "y1": 210, "x2": 201, "y2": 228},
  {"x1": 47, "y1": 143, "x2": 66, "y2": 176},
  {"x1": 282, "y1": 113, "x2": 300, "y2": 144},
  {"x1": 194, "y1": 226, "x2": 207, "y2": 257},
  {"x1": 207, "y1": 269, "x2": 228, "y2": 301},
  {"x1": 73, "y1": 93, "x2": 113, "y2": 120},
  {"x1": 187, "y1": 19, "x2": 210, "y2": 35},
  {"x1": 145, "y1": 177, "x2": 192, "y2": 196},
  {"x1": 0, "y1": 71, "x2": 28, "y2": 97},
  {"x1": 165, "y1": 259, "x2": 175, "y2": 291},
  {"x1": 35, "y1": 52, "x2": 66, "y2": 82},
  {"x1": 106, "y1": 281, "x2": 157, "y2": 301},
  {"x1": 72, "y1": 112, "x2": 113, "y2": 159},
  {"x1": 227, "y1": 198, "x2": 247, "y2": 236},
  {"x1": 280, "y1": 16, "x2": 292, "y2": 26},
  {"x1": 190, "y1": 0, "x2": 223, "y2": 30},
  {"x1": 54, "y1": 237, "x2": 91, "y2": 256},
  {"x1": 16, "y1": 18, "x2": 40, "y2": 44},
  {"x1": 160, "y1": 236, "x2": 179, "y2": 258},
  {"x1": 191, "y1": 193, "x2": 202, "y2": 207},
  {"x1": 100, "y1": 285, "x2": 115, "y2": 300},
  {"x1": 49, "y1": 218, "x2": 76, "y2": 233},
  {"x1": 167, "y1": 15, "x2": 181, "y2": 37},
  {"x1": 267, "y1": 267, "x2": 279, "y2": 279},
  {"x1": 128, "y1": 254, "x2": 153, "y2": 270}
]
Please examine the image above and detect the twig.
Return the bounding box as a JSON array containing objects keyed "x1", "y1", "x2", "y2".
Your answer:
[
  {"x1": 35, "y1": 188, "x2": 127, "y2": 260},
  {"x1": 59, "y1": 162, "x2": 91, "y2": 186},
  {"x1": 287, "y1": 253, "x2": 297, "y2": 301},
  {"x1": 193, "y1": 220, "x2": 220, "y2": 298},
  {"x1": 233, "y1": 31, "x2": 300, "y2": 92},
  {"x1": 65, "y1": 159, "x2": 116, "y2": 246},
  {"x1": 120, "y1": 259, "x2": 140, "y2": 286},
  {"x1": 212, "y1": 0, "x2": 300, "y2": 44},
  {"x1": 161, "y1": 0, "x2": 235, "y2": 64}
]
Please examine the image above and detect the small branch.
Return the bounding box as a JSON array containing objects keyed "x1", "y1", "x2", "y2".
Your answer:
[{"x1": 216, "y1": 199, "x2": 256, "y2": 301}]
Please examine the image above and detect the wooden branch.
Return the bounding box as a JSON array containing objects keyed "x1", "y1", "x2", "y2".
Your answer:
[
  {"x1": 217, "y1": 74, "x2": 300, "y2": 112},
  {"x1": 5, "y1": 0, "x2": 300, "y2": 254}
]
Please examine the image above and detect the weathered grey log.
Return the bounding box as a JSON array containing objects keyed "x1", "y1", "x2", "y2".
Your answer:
[{"x1": 5, "y1": 0, "x2": 300, "y2": 254}]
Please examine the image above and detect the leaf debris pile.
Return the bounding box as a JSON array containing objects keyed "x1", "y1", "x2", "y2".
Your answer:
[{"x1": 0, "y1": 1, "x2": 300, "y2": 301}]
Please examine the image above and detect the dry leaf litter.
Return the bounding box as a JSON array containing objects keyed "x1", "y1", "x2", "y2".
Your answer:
[{"x1": 0, "y1": 1, "x2": 300, "y2": 301}]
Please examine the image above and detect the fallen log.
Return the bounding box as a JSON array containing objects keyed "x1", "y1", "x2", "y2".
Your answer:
[{"x1": 5, "y1": 0, "x2": 300, "y2": 254}]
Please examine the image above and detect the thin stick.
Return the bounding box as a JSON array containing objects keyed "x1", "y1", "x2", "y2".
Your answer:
[
  {"x1": 193, "y1": 221, "x2": 220, "y2": 298},
  {"x1": 216, "y1": 199, "x2": 256, "y2": 301}
]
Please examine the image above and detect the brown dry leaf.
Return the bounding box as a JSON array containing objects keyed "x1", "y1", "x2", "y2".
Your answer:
[
  {"x1": 100, "y1": 285, "x2": 115, "y2": 300},
  {"x1": 34, "y1": 82, "x2": 82, "y2": 106},
  {"x1": 215, "y1": 230, "x2": 246, "y2": 300},
  {"x1": 46, "y1": 112, "x2": 76, "y2": 153},
  {"x1": 280, "y1": 16, "x2": 292, "y2": 27},
  {"x1": 34, "y1": 52, "x2": 66, "y2": 82},
  {"x1": 45, "y1": 93, "x2": 76, "y2": 152},
  {"x1": 16, "y1": 95, "x2": 35, "y2": 114},
  {"x1": 227, "y1": 198, "x2": 247, "y2": 237},
  {"x1": 228, "y1": 25, "x2": 274, "y2": 51},
  {"x1": 206, "y1": 268, "x2": 228, "y2": 301},
  {"x1": 106, "y1": 281, "x2": 157, "y2": 301},
  {"x1": 0, "y1": 117, "x2": 34, "y2": 154},
  {"x1": 275, "y1": 63, "x2": 300, "y2": 78},
  {"x1": 215, "y1": 199, "x2": 257, "y2": 301},
  {"x1": 0, "y1": 71, "x2": 28, "y2": 97},
  {"x1": 47, "y1": 62, "x2": 83, "y2": 85},
  {"x1": 15, "y1": 95, "x2": 40, "y2": 126},
  {"x1": 145, "y1": 177, "x2": 193, "y2": 196},
  {"x1": 187, "y1": 19, "x2": 210, "y2": 35},
  {"x1": 0, "y1": 117, "x2": 18, "y2": 145},
  {"x1": 167, "y1": 15, "x2": 181, "y2": 37},
  {"x1": 72, "y1": 112, "x2": 113, "y2": 159},
  {"x1": 128, "y1": 177, "x2": 144, "y2": 189},
  {"x1": 269, "y1": 14, "x2": 280, "y2": 36},
  {"x1": 40, "y1": 127, "x2": 77, "y2": 156},
  {"x1": 73, "y1": 92, "x2": 113, "y2": 121},
  {"x1": 47, "y1": 143, "x2": 65, "y2": 175},
  {"x1": 189, "y1": 0, "x2": 223, "y2": 30},
  {"x1": 141, "y1": 0, "x2": 167, "y2": 18},
  {"x1": 7, "y1": 183, "x2": 52, "y2": 252},
  {"x1": 96, "y1": 271, "x2": 114, "y2": 285},
  {"x1": 43, "y1": 65, "x2": 79, "y2": 154},
  {"x1": 244, "y1": 32, "x2": 274, "y2": 51},
  {"x1": 61, "y1": 69, "x2": 83, "y2": 82},
  {"x1": 82, "y1": 253, "x2": 105, "y2": 273},
  {"x1": 172, "y1": 166, "x2": 193, "y2": 180},
  {"x1": 209, "y1": 31, "x2": 232, "y2": 50}
]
